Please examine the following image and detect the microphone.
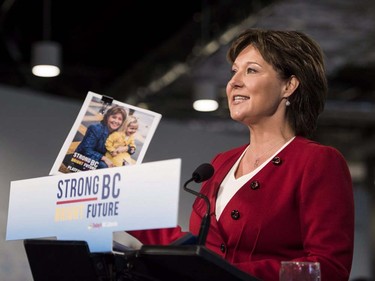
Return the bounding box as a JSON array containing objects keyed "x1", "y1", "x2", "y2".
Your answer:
[{"x1": 183, "y1": 163, "x2": 214, "y2": 246}]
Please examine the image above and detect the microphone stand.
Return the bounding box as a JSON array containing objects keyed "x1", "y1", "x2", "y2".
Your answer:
[{"x1": 183, "y1": 178, "x2": 211, "y2": 246}]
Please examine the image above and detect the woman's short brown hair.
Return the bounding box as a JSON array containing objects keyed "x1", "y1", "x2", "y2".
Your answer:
[
  {"x1": 101, "y1": 105, "x2": 127, "y2": 129},
  {"x1": 227, "y1": 28, "x2": 327, "y2": 138}
]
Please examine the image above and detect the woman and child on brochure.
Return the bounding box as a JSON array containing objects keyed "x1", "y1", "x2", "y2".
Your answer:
[{"x1": 75, "y1": 105, "x2": 139, "y2": 169}]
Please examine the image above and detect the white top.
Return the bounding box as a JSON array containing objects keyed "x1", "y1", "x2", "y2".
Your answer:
[{"x1": 215, "y1": 137, "x2": 295, "y2": 219}]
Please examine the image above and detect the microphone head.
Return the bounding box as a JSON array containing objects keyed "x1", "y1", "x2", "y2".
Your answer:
[{"x1": 192, "y1": 163, "x2": 214, "y2": 183}]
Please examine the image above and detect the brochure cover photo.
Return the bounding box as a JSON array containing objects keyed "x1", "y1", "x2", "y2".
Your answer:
[{"x1": 50, "y1": 91, "x2": 162, "y2": 175}]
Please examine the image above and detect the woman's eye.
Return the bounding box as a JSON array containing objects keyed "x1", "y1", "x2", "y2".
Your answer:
[{"x1": 246, "y1": 67, "x2": 256, "y2": 74}]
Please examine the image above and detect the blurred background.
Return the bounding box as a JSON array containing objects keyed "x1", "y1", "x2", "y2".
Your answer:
[{"x1": 0, "y1": 0, "x2": 374, "y2": 280}]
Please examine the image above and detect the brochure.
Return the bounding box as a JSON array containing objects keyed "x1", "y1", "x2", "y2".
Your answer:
[{"x1": 49, "y1": 91, "x2": 162, "y2": 175}]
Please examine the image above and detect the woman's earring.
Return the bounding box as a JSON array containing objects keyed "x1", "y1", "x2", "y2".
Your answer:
[{"x1": 285, "y1": 98, "x2": 291, "y2": 106}]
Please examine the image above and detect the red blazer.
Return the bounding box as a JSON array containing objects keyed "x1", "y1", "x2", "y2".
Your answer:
[{"x1": 129, "y1": 136, "x2": 354, "y2": 281}]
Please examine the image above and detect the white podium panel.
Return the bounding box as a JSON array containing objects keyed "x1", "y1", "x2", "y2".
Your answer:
[{"x1": 6, "y1": 158, "x2": 181, "y2": 252}]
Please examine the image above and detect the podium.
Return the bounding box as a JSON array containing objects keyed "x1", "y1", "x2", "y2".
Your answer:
[
  {"x1": 24, "y1": 239, "x2": 261, "y2": 281},
  {"x1": 131, "y1": 245, "x2": 260, "y2": 281}
]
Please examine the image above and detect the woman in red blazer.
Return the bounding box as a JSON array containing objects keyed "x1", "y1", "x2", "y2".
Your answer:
[{"x1": 128, "y1": 28, "x2": 354, "y2": 281}]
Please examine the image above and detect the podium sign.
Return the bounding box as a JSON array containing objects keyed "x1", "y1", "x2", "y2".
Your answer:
[{"x1": 6, "y1": 158, "x2": 181, "y2": 252}]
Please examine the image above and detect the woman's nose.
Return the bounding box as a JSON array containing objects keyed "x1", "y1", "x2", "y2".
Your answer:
[{"x1": 228, "y1": 78, "x2": 243, "y2": 89}]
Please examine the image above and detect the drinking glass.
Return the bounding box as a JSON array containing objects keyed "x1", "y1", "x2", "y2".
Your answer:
[{"x1": 279, "y1": 261, "x2": 321, "y2": 281}]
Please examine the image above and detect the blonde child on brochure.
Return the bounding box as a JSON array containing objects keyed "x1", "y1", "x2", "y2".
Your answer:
[{"x1": 105, "y1": 115, "x2": 139, "y2": 166}]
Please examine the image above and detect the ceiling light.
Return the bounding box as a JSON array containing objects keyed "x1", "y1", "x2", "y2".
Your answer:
[
  {"x1": 31, "y1": 0, "x2": 61, "y2": 78},
  {"x1": 193, "y1": 99, "x2": 219, "y2": 112},
  {"x1": 193, "y1": 81, "x2": 219, "y2": 112},
  {"x1": 31, "y1": 41, "x2": 61, "y2": 77}
]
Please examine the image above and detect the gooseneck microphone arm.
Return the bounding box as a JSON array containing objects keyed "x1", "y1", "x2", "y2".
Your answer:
[
  {"x1": 183, "y1": 163, "x2": 214, "y2": 246},
  {"x1": 183, "y1": 178, "x2": 211, "y2": 245}
]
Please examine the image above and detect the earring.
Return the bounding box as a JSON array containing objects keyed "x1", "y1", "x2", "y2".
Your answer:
[{"x1": 285, "y1": 98, "x2": 291, "y2": 106}]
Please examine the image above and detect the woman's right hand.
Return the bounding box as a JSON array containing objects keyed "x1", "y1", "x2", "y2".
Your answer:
[
  {"x1": 116, "y1": 145, "x2": 128, "y2": 153},
  {"x1": 102, "y1": 156, "x2": 115, "y2": 167}
]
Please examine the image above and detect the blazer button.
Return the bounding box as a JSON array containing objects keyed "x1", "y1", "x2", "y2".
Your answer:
[
  {"x1": 272, "y1": 156, "x2": 282, "y2": 165},
  {"x1": 250, "y1": 180, "x2": 260, "y2": 190},
  {"x1": 231, "y1": 210, "x2": 240, "y2": 220},
  {"x1": 220, "y1": 243, "x2": 226, "y2": 253}
]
